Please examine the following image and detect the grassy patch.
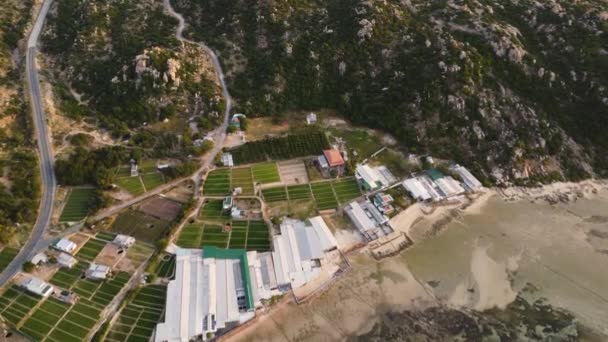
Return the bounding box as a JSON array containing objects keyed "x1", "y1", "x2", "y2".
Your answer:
[
  {"x1": 116, "y1": 176, "x2": 145, "y2": 196},
  {"x1": 141, "y1": 172, "x2": 164, "y2": 191}
]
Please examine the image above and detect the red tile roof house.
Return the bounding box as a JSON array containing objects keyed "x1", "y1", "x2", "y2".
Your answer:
[{"x1": 317, "y1": 149, "x2": 346, "y2": 177}]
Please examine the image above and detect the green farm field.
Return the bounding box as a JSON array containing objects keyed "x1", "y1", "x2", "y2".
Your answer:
[
  {"x1": 59, "y1": 187, "x2": 95, "y2": 222},
  {"x1": 252, "y1": 162, "x2": 280, "y2": 184},
  {"x1": 175, "y1": 221, "x2": 270, "y2": 251}
]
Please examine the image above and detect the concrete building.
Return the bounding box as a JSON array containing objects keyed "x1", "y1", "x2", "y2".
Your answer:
[
  {"x1": 403, "y1": 176, "x2": 444, "y2": 202},
  {"x1": 113, "y1": 234, "x2": 136, "y2": 248},
  {"x1": 52, "y1": 238, "x2": 77, "y2": 254},
  {"x1": 317, "y1": 149, "x2": 345, "y2": 177},
  {"x1": 223, "y1": 196, "x2": 234, "y2": 211},
  {"x1": 87, "y1": 263, "x2": 111, "y2": 280},
  {"x1": 434, "y1": 176, "x2": 465, "y2": 197},
  {"x1": 306, "y1": 112, "x2": 317, "y2": 125},
  {"x1": 57, "y1": 253, "x2": 78, "y2": 268},
  {"x1": 451, "y1": 164, "x2": 483, "y2": 191},
  {"x1": 221, "y1": 153, "x2": 234, "y2": 168},
  {"x1": 246, "y1": 251, "x2": 280, "y2": 307},
  {"x1": 155, "y1": 248, "x2": 255, "y2": 342},
  {"x1": 271, "y1": 217, "x2": 339, "y2": 290},
  {"x1": 344, "y1": 200, "x2": 392, "y2": 241},
  {"x1": 31, "y1": 252, "x2": 48, "y2": 266},
  {"x1": 20, "y1": 277, "x2": 53, "y2": 298},
  {"x1": 355, "y1": 164, "x2": 395, "y2": 191},
  {"x1": 130, "y1": 158, "x2": 139, "y2": 177}
]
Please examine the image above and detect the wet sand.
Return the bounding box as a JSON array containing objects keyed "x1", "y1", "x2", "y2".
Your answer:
[{"x1": 226, "y1": 188, "x2": 608, "y2": 341}]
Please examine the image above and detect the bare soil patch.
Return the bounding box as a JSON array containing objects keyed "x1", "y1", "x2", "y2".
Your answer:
[
  {"x1": 138, "y1": 196, "x2": 182, "y2": 221},
  {"x1": 278, "y1": 160, "x2": 308, "y2": 185}
]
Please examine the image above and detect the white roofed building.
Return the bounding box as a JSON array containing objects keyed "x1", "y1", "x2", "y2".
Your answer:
[
  {"x1": 87, "y1": 263, "x2": 111, "y2": 280},
  {"x1": 451, "y1": 164, "x2": 483, "y2": 191},
  {"x1": 21, "y1": 277, "x2": 53, "y2": 297},
  {"x1": 113, "y1": 234, "x2": 136, "y2": 248},
  {"x1": 222, "y1": 153, "x2": 234, "y2": 168},
  {"x1": 434, "y1": 176, "x2": 465, "y2": 197},
  {"x1": 154, "y1": 248, "x2": 255, "y2": 342},
  {"x1": 271, "y1": 217, "x2": 339, "y2": 290},
  {"x1": 52, "y1": 238, "x2": 77, "y2": 254},
  {"x1": 57, "y1": 253, "x2": 78, "y2": 268},
  {"x1": 344, "y1": 200, "x2": 392, "y2": 241}
]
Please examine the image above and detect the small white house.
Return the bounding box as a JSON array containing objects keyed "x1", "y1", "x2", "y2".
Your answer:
[
  {"x1": 21, "y1": 277, "x2": 54, "y2": 298},
  {"x1": 57, "y1": 253, "x2": 78, "y2": 269},
  {"x1": 52, "y1": 238, "x2": 77, "y2": 254},
  {"x1": 222, "y1": 153, "x2": 234, "y2": 168},
  {"x1": 306, "y1": 112, "x2": 317, "y2": 125},
  {"x1": 87, "y1": 263, "x2": 111, "y2": 280},
  {"x1": 113, "y1": 234, "x2": 136, "y2": 248},
  {"x1": 130, "y1": 158, "x2": 139, "y2": 177},
  {"x1": 31, "y1": 252, "x2": 48, "y2": 266}
]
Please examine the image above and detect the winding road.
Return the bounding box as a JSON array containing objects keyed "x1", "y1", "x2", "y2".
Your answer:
[{"x1": 0, "y1": 0, "x2": 55, "y2": 286}]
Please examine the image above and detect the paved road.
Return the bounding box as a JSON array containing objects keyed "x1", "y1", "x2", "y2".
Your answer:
[{"x1": 0, "y1": 0, "x2": 55, "y2": 286}]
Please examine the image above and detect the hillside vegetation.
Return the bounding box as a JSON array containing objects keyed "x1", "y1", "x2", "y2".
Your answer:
[
  {"x1": 0, "y1": 1, "x2": 39, "y2": 242},
  {"x1": 171, "y1": 0, "x2": 608, "y2": 184}
]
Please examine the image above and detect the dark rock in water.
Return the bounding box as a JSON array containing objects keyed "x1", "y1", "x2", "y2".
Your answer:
[
  {"x1": 348, "y1": 296, "x2": 584, "y2": 341},
  {"x1": 426, "y1": 280, "x2": 440, "y2": 288}
]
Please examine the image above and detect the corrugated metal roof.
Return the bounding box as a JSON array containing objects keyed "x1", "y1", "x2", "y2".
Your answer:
[{"x1": 323, "y1": 149, "x2": 345, "y2": 167}]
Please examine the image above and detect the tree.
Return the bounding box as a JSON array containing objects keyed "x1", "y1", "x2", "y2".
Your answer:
[{"x1": 22, "y1": 261, "x2": 35, "y2": 273}]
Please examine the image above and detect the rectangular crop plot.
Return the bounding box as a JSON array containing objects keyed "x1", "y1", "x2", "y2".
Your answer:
[
  {"x1": 199, "y1": 225, "x2": 229, "y2": 248},
  {"x1": 175, "y1": 224, "x2": 203, "y2": 248},
  {"x1": 199, "y1": 200, "x2": 230, "y2": 221},
  {"x1": 141, "y1": 172, "x2": 164, "y2": 191},
  {"x1": 331, "y1": 178, "x2": 361, "y2": 203},
  {"x1": 311, "y1": 182, "x2": 338, "y2": 210},
  {"x1": 246, "y1": 221, "x2": 270, "y2": 251},
  {"x1": 261, "y1": 186, "x2": 287, "y2": 202},
  {"x1": 0, "y1": 287, "x2": 41, "y2": 327},
  {"x1": 76, "y1": 238, "x2": 107, "y2": 262},
  {"x1": 0, "y1": 247, "x2": 18, "y2": 272},
  {"x1": 49, "y1": 262, "x2": 86, "y2": 288},
  {"x1": 231, "y1": 167, "x2": 254, "y2": 195},
  {"x1": 287, "y1": 184, "x2": 312, "y2": 200},
  {"x1": 95, "y1": 232, "x2": 116, "y2": 242},
  {"x1": 59, "y1": 187, "x2": 95, "y2": 222},
  {"x1": 110, "y1": 210, "x2": 171, "y2": 243},
  {"x1": 252, "y1": 162, "x2": 280, "y2": 184},
  {"x1": 155, "y1": 254, "x2": 175, "y2": 279},
  {"x1": 116, "y1": 176, "x2": 145, "y2": 196},
  {"x1": 203, "y1": 169, "x2": 231, "y2": 196},
  {"x1": 107, "y1": 285, "x2": 167, "y2": 342}
]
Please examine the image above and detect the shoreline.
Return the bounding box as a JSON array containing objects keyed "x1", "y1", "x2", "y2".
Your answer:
[{"x1": 223, "y1": 179, "x2": 608, "y2": 341}]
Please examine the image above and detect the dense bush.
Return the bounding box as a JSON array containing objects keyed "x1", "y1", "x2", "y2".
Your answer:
[{"x1": 230, "y1": 130, "x2": 330, "y2": 164}]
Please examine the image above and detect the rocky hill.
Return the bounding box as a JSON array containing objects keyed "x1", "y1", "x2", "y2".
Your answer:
[
  {"x1": 42, "y1": 0, "x2": 224, "y2": 144},
  {"x1": 171, "y1": 0, "x2": 608, "y2": 185}
]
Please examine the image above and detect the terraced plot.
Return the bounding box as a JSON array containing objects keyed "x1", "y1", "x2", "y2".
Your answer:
[
  {"x1": 331, "y1": 178, "x2": 361, "y2": 203},
  {"x1": 141, "y1": 172, "x2": 164, "y2": 191},
  {"x1": 261, "y1": 186, "x2": 287, "y2": 202},
  {"x1": 0, "y1": 286, "x2": 41, "y2": 327},
  {"x1": 203, "y1": 169, "x2": 231, "y2": 196},
  {"x1": 200, "y1": 224, "x2": 229, "y2": 248},
  {"x1": 76, "y1": 237, "x2": 107, "y2": 262},
  {"x1": 252, "y1": 162, "x2": 280, "y2": 184},
  {"x1": 116, "y1": 176, "x2": 145, "y2": 196},
  {"x1": 287, "y1": 184, "x2": 312, "y2": 200},
  {"x1": 175, "y1": 221, "x2": 270, "y2": 251},
  {"x1": 95, "y1": 232, "x2": 116, "y2": 242},
  {"x1": 59, "y1": 188, "x2": 95, "y2": 222},
  {"x1": 0, "y1": 247, "x2": 18, "y2": 272},
  {"x1": 199, "y1": 199, "x2": 230, "y2": 221},
  {"x1": 231, "y1": 167, "x2": 254, "y2": 195},
  {"x1": 246, "y1": 221, "x2": 271, "y2": 251},
  {"x1": 311, "y1": 182, "x2": 338, "y2": 210},
  {"x1": 43, "y1": 299, "x2": 103, "y2": 342},
  {"x1": 175, "y1": 224, "x2": 203, "y2": 248},
  {"x1": 49, "y1": 262, "x2": 87, "y2": 289},
  {"x1": 106, "y1": 285, "x2": 167, "y2": 342}
]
